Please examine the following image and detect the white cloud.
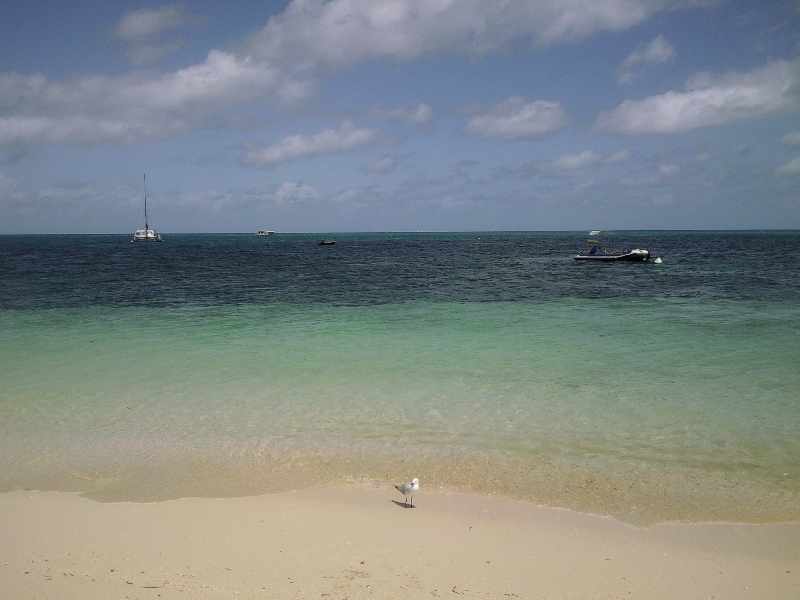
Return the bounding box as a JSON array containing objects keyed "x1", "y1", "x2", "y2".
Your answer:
[
  {"x1": 0, "y1": 172, "x2": 17, "y2": 194},
  {"x1": 544, "y1": 150, "x2": 602, "y2": 174},
  {"x1": 116, "y1": 4, "x2": 202, "y2": 65},
  {"x1": 0, "y1": 172, "x2": 30, "y2": 207},
  {"x1": 623, "y1": 34, "x2": 675, "y2": 68},
  {"x1": 596, "y1": 60, "x2": 800, "y2": 134},
  {"x1": 241, "y1": 121, "x2": 377, "y2": 166},
  {"x1": 0, "y1": 0, "x2": 709, "y2": 152},
  {"x1": 240, "y1": 182, "x2": 320, "y2": 205},
  {"x1": 618, "y1": 34, "x2": 675, "y2": 84},
  {"x1": 244, "y1": 0, "x2": 680, "y2": 70},
  {"x1": 782, "y1": 131, "x2": 800, "y2": 147},
  {"x1": 116, "y1": 5, "x2": 195, "y2": 40},
  {"x1": 604, "y1": 149, "x2": 632, "y2": 163},
  {"x1": 407, "y1": 102, "x2": 433, "y2": 124},
  {"x1": 776, "y1": 156, "x2": 800, "y2": 175},
  {"x1": 370, "y1": 102, "x2": 433, "y2": 125},
  {"x1": 465, "y1": 97, "x2": 569, "y2": 139},
  {"x1": 361, "y1": 154, "x2": 397, "y2": 174},
  {"x1": 619, "y1": 163, "x2": 681, "y2": 186},
  {"x1": 0, "y1": 51, "x2": 281, "y2": 147},
  {"x1": 539, "y1": 148, "x2": 631, "y2": 176},
  {"x1": 275, "y1": 181, "x2": 319, "y2": 204},
  {"x1": 177, "y1": 189, "x2": 248, "y2": 211}
]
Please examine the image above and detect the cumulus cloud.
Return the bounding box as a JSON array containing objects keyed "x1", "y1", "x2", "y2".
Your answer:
[
  {"x1": 465, "y1": 97, "x2": 569, "y2": 139},
  {"x1": 0, "y1": 51, "x2": 281, "y2": 147},
  {"x1": 116, "y1": 4, "x2": 202, "y2": 65},
  {"x1": 0, "y1": 0, "x2": 706, "y2": 151},
  {"x1": 776, "y1": 156, "x2": 800, "y2": 175},
  {"x1": 595, "y1": 60, "x2": 800, "y2": 134},
  {"x1": 241, "y1": 121, "x2": 377, "y2": 167},
  {"x1": 244, "y1": 0, "x2": 678, "y2": 70},
  {"x1": 617, "y1": 34, "x2": 675, "y2": 84},
  {"x1": 274, "y1": 181, "x2": 319, "y2": 204}
]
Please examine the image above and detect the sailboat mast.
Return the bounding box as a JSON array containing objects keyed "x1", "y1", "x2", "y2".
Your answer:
[{"x1": 143, "y1": 173, "x2": 148, "y2": 231}]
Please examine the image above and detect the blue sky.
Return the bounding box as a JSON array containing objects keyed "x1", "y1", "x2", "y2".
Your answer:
[{"x1": 1, "y1": 0, "x2": 799, "y2": 233}]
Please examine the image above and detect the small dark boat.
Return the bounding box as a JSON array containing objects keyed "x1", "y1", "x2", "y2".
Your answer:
[
  {"x1": 574, "y1": 231, "x2": 650, "y2": 262},
  {"x1": 318, "y1": 239, "x2": 336, "y2": 246}
]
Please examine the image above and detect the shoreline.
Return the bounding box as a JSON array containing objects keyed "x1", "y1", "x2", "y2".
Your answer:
[
  {"x1": 2, "y1": 487, "x2": 798, "y2": 599},
  {"x1": 4, "y1": 456, "x2": 798, "y2": 527}
]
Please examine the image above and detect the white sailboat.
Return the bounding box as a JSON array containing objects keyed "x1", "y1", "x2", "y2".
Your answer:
[{"x1": 132, "y1": 174, "x2": 162, "y2": 242}]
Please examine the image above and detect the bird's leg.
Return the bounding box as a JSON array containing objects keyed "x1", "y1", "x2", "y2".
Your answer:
[{"x1": 410, "y1": 497, "x2": 413, "y2": 508}]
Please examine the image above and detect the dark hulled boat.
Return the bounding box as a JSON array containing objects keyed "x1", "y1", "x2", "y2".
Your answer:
[{"x1": 574, "y1": 231, "x2": 650, "y2": 262}]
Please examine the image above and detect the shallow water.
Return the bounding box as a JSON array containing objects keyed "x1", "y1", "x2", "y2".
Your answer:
[{"x1": 1, "y1": 232, "x2": 798, "y2": 524}]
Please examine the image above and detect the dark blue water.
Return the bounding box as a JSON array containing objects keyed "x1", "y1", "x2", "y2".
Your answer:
[{"x1": 1, "y1": 231, "x2": 798, "y2": 309}]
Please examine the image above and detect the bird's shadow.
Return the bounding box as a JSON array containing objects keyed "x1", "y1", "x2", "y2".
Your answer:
[{"x1": 390, "y1": 500, "x2": 416, "y2": 509}]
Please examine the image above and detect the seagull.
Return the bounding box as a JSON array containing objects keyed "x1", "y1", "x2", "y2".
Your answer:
[{"x1": 395, "y1": 477, "x2": 419, "y2": 508}]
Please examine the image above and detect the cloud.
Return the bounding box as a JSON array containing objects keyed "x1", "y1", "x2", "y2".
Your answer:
[
  {"x1": 619, "y1": 163, "x2": 681, "y2": 186},
  {"x1": 465, "y1": 97, "x2": 569, "y2": 139},
  {"x1": 782, "y1": 131, "x2": 800, "y2": 147},
  {"x1": 537, "y1": 148, "x2": 631, "y2": 176},
  {"x1": 243, "y1": 0, "x2": 685, "y2": 70},
  {"x1": 241, "y1": 121, "x2": 377, "y2": 166},
  {"x1": 177, "y1": 189, "x2": 237, "y2": 211},
  {"x1": 0, "y1": 172, "x2": 17, "y2": 194},
  {"x1": 194, "y1": 152, "x2": 230, "y2": 166},
  {"x1": 544, "y1": 150, "x2": 602, "y2": 174},
  {"x1": 400, "y1": 168, "x2": 463, "y2": 191},
  {"x1": 0, "y1": 51, "x2": 281, "y2": 147},
  {"x1": 596, "y1": 60, "x2": 800, "y2": 134},
  {"x1": 361, "y1": 154, "x2": 397, "y2": 174},
  {"x1": 623, "y1": 34, "x2": 676, "y2": 67},
  {"x1": 116, "y1": 4, "x2": 194, "y2": 40},
  {"x1": 116, "y1": 4, "x2": 202, "y2": 65},
  {"x1": 370, "y1": 102, "x2": 433, "y2": 125},
  {"x1": 276, "y1": 181, "x2": 319, "y2": 204},
  {"x1": 0, "y1": 0, "x2": 707, "y2": 152},
  {"x1": 604, "y1": 149, "x2": 632, "y2": 163},
  {"x1": 776, "y1": 156, "x2": 800, "y2": 175},
  {"x1": 406, "y1": 102, "x2": 433, "y2": 125},
  {"x1": 617, "y1": 34, "x2": 675, "y2": 84}
]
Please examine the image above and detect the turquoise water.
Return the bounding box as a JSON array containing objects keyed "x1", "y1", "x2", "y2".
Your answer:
[{"x1": 1, "y1": 232, "x2": 798, "y2": 524}]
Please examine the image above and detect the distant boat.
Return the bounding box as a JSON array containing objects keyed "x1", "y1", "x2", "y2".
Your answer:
[
  {"x1": 318, "y1": 239, "x2": 336, "y2": 246},
  {"x1": 257, "y1": 230, "x2": 275, "y2": 236},
  {"x1": 131, "y1": 174, "x2": 162, "y2": 242},
  {"x1": 574, "y1": 230, "x2": 649, "y2": 262}
]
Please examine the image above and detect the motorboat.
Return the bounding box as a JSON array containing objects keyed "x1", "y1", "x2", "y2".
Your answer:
[
  {"x1": 257, "y1": 230, "x2": 275, "y2": 236},
  {"x1": 574, "y1": 231, "x2": 649, "y2": 262},
  {"x1": 318, "y1": 239, "x2": 336, "y2": 246},
  {"x1": 131, "y1": 174, "x2": 162, "y2": 242}
]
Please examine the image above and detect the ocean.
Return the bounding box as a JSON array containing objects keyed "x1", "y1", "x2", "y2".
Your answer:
[{"x1": 1, "y1": 231, "x2": 798, "y2": 525}]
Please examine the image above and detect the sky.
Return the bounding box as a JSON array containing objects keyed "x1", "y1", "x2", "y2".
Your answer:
[{"x1": 1, "y1": 0, "x2": 799, "y2": 233}]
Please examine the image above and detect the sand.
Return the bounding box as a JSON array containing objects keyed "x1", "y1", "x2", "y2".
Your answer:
[{"x1": 1, "y1": 487, "x2": 798, "y2": 599}]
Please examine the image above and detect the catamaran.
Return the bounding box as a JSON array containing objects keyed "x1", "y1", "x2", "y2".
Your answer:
[{"x1": 132, "y1": 174, "x2": 162, "y2": 242}]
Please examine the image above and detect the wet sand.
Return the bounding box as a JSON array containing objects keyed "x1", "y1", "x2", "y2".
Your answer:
[{"x1": 1, "y1": 487, "x2": 798, "y2": 599}]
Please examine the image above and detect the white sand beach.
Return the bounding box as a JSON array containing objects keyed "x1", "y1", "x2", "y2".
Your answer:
[{"x1": 1, "y1": 487, "x2": 798, "y2": 599}]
